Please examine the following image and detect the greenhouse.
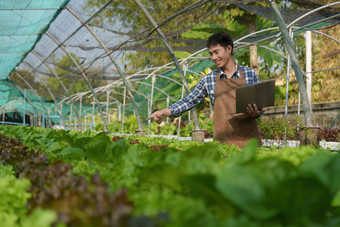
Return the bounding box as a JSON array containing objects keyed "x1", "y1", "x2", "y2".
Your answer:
[{"x1": 0, "y1": 0, "x2": 339, "y2": 226}]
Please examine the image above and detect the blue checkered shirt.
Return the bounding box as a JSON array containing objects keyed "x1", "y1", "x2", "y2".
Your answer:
[{"x1": 168, "y1": 65, "x2": 259, "y2": 117}]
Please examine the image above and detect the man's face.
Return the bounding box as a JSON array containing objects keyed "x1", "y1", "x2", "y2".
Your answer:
[{"x1": 208, "y1": 44, "x2": 232, "y2": 69}]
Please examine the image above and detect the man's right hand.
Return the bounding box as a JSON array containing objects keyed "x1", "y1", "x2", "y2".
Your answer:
[
  {"x1": 146, "y1": 110, "x2": 165, "y2": 124},
  {"x1": 146, "y1": 108, "x2": 171, "y2": 124}
]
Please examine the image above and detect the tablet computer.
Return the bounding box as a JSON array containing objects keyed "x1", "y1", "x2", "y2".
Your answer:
[{"x1": 235, "y1": 80, "x2": 275, "y2": 113}]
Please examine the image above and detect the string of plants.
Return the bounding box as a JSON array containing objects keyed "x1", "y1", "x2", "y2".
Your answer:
[
  {"x1": 1, "y1": 125, "x2": 340, "y2": 226},
  {"x1": 94, "y1": 114, "x2": 340, "y2": 142}
]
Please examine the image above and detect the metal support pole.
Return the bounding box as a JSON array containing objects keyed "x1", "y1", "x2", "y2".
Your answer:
[
  {"x1": 177, "y1": 86, "x2": 185, "y2": 138},
  {"x1": 106, "y1": 91, "x2": 110, "y2": 124},
  {"x1": 122, "y1": 87, "x2": 126, "y2": 134},
  {"x1": 79, "y1": 97, "x2": 82, "y2": 130},
  {"x1": 70, "y1": 104, "x2": 73, "y2": 129},
  {"x1": 148, "y1": 76, "x2": 156, "y2": 135},
  {"x1": 55, "y1": 104, "x2": 58, "y2": 118},
  {"x1": 147, "y1": 99, "x2": 151, "y2": 135},
  {"x1": 48, "y1": 109, "x2": 51, "y2": 128},
  {"x1": 266, "y1": 0, "x2": 312, "y2": 126},
  {"x1": 306, "y1": 30, "x2": 312, "y2": 108},
  {"x1": 92, "y1": 97, "x2": 95, "y2": 128},
  {"x1": 284, "y1": 28, "x2": 293, "y2": 120},
  {"x1": 283, "y1": 28, "x2": 293, "y2": 143},
  {"x1": 183, "y1": 64, "x2": 190, "y2": 122},
  {"x1": 118, "y1": 103, "x2": 121, "y2": 122},
  {"x1": 23, "y1": 89, "x2": 26, "y2": 125},
  {"x1": 298, "y1": 92, "x2": 301, "y2": 116},
  {"x1": 60, "y1": 102, "x2": 64, "y2": 128},
  {"x1": 166, "y1": 96, "x2": 170, "y2": 124},
  {"x1": 134, "y1": 0, "x2": 200, "y2": 130},
  {"x1": 44, "y1": 85, "x2": 58, "y2": 127}
]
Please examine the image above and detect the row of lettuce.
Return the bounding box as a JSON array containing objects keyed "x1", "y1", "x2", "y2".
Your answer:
[
  {"x1": 94, "y1": 115, "x2": 339, "y2": 141},
  {"x1": 1, "y1": 125, "x2": 340, "y2": 226},
  {"x1": 0, "y1": 133, "x2": 142, "y2": 227}
]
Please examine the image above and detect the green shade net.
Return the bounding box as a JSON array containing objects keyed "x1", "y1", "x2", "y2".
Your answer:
[
  {"x1": 0, "y1": 0, "x2": 70, "y2": 80},
  {"x1": 1, "y1": 99, "x2": 96, "y2": 124},
  {"x1": 0, "y1": 80, "x2": 49, "y2": 107},
  {"x1": 0, "y1": 80, "x2": 22, "y2": 106},
  {"x1": 0, "y1": 0, "x2": 72, "y2": 124},
  {"x1": 0, "y1": 80, "x2": 97, "y2": 124}
]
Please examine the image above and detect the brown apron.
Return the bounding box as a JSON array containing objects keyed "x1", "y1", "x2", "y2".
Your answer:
[{"x1": 213, "y1": 67, "x2": 262, "y2": 147}]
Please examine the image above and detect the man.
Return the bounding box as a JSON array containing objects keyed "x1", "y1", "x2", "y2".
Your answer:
[{"x1": 147, "y1": 31, "x2": 265, "y2": 147}]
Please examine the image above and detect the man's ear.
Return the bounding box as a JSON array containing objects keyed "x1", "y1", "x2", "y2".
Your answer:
[{"x1": 226, "y1": 45, "x2": 232, "y2": 54}]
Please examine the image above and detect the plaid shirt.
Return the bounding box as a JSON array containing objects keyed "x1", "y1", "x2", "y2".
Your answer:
[{"x1": 168, "y1": 64, "x2": 259, "y2": 117}]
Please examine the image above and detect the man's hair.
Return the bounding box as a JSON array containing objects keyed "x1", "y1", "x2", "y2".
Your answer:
[{"x1": 207, "y1": 31, "x2": 234, "y2": 53}]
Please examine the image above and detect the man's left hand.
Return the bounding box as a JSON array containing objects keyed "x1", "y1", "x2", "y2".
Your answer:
[{"x1": 245, "y1": 104, "x2": 267, "y2": 118}]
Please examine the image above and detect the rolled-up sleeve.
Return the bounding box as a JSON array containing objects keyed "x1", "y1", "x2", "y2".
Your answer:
[
  {"x1": 241, "y1": 66, "x2": 260, "y2": 85},
  {"x1": 168, "y1": 78, "x2": 207, "y2": 118}
]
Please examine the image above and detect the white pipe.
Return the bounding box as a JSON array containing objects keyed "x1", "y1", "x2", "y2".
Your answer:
[{"x1": 306, "y1": 30, "x2": 312, "y2": 108}]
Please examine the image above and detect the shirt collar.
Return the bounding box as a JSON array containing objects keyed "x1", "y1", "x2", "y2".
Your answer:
[{"x1": 218, "y1": 64, "x2": 240, "y2": 78}]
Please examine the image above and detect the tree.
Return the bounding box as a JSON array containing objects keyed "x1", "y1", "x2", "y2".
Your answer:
[
  {"x1": 10, "y1": 70, "x2": 51, "y2": 98},
  {"x1": 86, "y1": 1, "x2": 283, "y2": 77},
  {"x1": 45, "y1": 53, "x2": 108, "y2": 102},
  {"x1": 308, "y1": 23, "x2": 339, "y2": 103},
  {"x1": 86, "y1": 0, "x2": 220, "y2": 71},
  {"x1": 86, "y1": 0, "x2": 339, "y2": 107}
]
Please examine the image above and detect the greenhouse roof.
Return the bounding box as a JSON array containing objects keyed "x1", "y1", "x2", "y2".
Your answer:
[{"x1": 0, "y1": 0, "x2": 70, "y2": 80}]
